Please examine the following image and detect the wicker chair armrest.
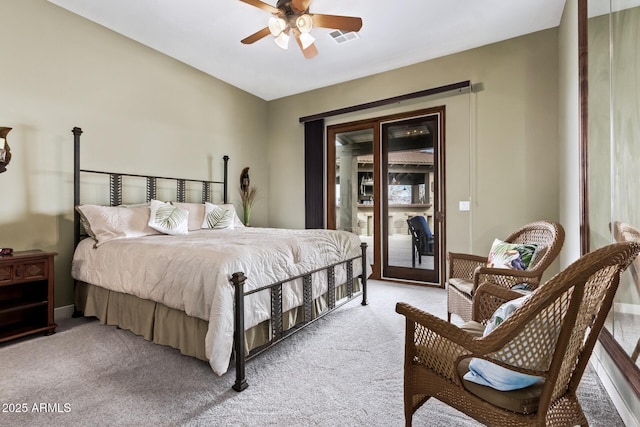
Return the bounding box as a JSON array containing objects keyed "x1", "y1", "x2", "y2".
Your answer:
[
  {"x1": 396, "y1": 302, "x2": 481, "y2": 351},
  {"x1": 396, "y1": 302, "x2": 483, "y2": 382},
  {"x1": 449, "y1": 252, "x2": 487, "y2": 263},
  {"x1": 473, "y1": 267, "x2": 540, "y2": 291},
  {"x1": 472, "y1": 282, "x2": 526, "y2": 323},
  {"x1": 448, "y1": 252, "x2": 488, "y2": 281}
]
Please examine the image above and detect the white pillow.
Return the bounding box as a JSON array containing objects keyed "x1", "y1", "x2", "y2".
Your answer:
[
  {"x1": 220, "y1": 203, "x2": 245, "y2": 228},
  {"x1": 171, "y1": 202, "x2": 205, "y2": 231},
  {"x1": 148, "y1": 200, "x2": 189, "y2": 235},
  {"x1": 165, "y1": 202, "x2": 244, "y2": 230},
  {"x1": 202, "y1": 202, "x2": 235, "y2": 229},
  {"x1": 463, "y1": 295, "x2": 543, "y2": 391},
  {"x1": 76, "y1": 204, "x2": 161, "y2": 247}
]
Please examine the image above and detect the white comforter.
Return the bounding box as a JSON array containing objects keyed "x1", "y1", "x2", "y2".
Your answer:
[{"x1": 71, "y1": 227, "x2": 365, "y2": 374}]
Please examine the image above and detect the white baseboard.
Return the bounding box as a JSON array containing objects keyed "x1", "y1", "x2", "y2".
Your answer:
[
  {"x1": 613, "y1": 301, "x2": 640, "y2": 315},
  {"x1": 590, "y1": 346, "x2": 640, "y2": 427},
  {"x1": 54, "y1": 305, "x2": 75, "y2": 321}
]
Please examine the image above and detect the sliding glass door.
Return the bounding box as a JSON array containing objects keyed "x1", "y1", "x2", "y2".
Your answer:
[
  {"x1": 382, "y1": 114, "x2": 440, "y2": 283},
  {"x1": 328, "y1": 123, "x2": 378, "y2": 273},
  {"x1": 327, "y1": 108, "x2": 444, "y2": 284}
]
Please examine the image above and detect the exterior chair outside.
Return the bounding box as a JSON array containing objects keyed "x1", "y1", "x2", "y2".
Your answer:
[
  {"x1": 396, "y1": 241, "x2": 640, "y2": 427},
  {"x1": 447, "y1": 221, "x2": 565, "y2": 322},
  {"x1": 407, "y1": 216, "x2": 434, "y2": 268},
  {"x1": 611, "y1": 221, "x2": 640, "y2": 361}
]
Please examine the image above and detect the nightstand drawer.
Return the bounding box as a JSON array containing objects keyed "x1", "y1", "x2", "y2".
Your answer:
[
  {"x1": 0, "y1": 259, "x2": 48, "y2": 285},
  {"x1": 0, "y1": 265, "x2": 11, "y2": 283},
  {"x1": 14, "y1": 260, "x2": 48, "y2": 281}
]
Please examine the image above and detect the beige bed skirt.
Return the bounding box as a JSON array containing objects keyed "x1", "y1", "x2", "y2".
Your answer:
[{"x1": 75, "y1": 279, "x2": 361, "y2": 363}]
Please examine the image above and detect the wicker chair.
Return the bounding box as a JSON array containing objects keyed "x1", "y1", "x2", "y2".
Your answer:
[
  {"x1": 611, "y1": 221, "x2": 640, "y2": 361},
  {"x1": 447, "y1": 221, "x2": 565, "y2": 322},
  {"x1": 396, "y1": 241, "x2": 640, "y2": 427}
]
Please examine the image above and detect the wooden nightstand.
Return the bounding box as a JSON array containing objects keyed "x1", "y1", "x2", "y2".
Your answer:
[{"x1": 0, "y1": 250, "x2": 57, "y2": 343}]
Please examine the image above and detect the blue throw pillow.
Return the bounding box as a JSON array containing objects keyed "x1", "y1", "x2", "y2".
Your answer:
[{"x1": 463, "y1": 295, "x2": 543, "y2": 391}]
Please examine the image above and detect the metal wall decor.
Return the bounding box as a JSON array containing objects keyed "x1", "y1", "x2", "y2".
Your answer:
[{"x1": 0, "y1": 127, "x2": 11, "y2": 173}]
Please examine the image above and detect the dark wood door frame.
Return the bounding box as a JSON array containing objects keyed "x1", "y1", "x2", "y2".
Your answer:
[{"x1": 327, "y1": 107, "x2": 446, "y2": 286}]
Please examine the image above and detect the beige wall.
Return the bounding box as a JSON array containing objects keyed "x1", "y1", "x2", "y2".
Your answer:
[
  {"x1": 0, "y1": 2, "x2": 563, "y2": 305},
  {"x1": 0, "y1": 0, "x2": 269, "y2": 308},
  {"x1": 1, "y1": 0, "x2": 636, "y2": 422},
  {"x1": 0, "y1": 1, "x2": 562, "y2": 308},
  {"x1": 267, "y1": 29, "x2": 560, "y2": 271}
]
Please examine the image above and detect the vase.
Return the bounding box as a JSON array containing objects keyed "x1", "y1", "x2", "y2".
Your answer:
[{"x1": 243, "y1": 206, "x2": 251, "y2": 226}]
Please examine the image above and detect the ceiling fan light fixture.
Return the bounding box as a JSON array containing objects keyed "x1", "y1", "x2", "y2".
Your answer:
[
  {"x1": 240, "y1": 0, "x2": 363, "y2": 60},
  {"x1": 296, "y1": 14, "x2": 313, "y2": 33},
  {"x1": 299, "y1": 32, "x2": 315, "y2": 49},
  {"x1": 268, "y1": 16, "x2": 288, "y2": 36},
  {"x1": 273, "y1": 31, "x2": 290, "y2": 50}
]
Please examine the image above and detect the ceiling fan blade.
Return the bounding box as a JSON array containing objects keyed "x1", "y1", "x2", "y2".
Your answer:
[
  {"x1": 301, "y1": 42, "x2": 318, "y2": 59},
  {"x1": 291, "y1": 0, "x2": 312, "y2": 12},
  {"x1": 294, "y1": 30, "x2": 318, "y2": 59},
  {"x1": 311, "y1": 14, "x2": 363, "y2": 32},
  {"x1": 238, "y1": 0, "x2": 280, "y2": 14},
  {"x1": 241, "y1": 27, "x2": 271, "y2": 44}
]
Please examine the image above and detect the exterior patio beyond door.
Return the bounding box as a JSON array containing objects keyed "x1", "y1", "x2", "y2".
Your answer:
[{"x1": 327, "y1": 109, "x2": 443, "y2": 284}]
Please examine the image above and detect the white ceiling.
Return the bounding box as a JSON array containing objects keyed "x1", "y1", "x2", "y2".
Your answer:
[{"x1": 48, "y1": 0, "x2": 566, "y2": 101}]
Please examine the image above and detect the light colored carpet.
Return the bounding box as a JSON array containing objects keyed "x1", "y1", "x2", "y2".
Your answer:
[{"x1": 0, "y1": 281, "x2": 624, "y2": 426}]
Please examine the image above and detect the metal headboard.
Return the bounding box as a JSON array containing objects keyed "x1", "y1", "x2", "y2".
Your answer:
[{"x1": 72, "y1": 127, "x2": 229, "y2": 247}]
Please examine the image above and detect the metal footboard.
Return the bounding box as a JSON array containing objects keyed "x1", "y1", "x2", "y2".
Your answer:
[{"x1": 231, "y1": 242, "x2": 368, "y2": 391}]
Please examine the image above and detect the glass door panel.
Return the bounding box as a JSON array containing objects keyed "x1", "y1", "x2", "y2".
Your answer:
[
  {"x1": 382, "y1": 115, "x2": 439, "y2": 283},
  {"x1": 328, "y1": 126, "x2": 376, "y2": 267}
]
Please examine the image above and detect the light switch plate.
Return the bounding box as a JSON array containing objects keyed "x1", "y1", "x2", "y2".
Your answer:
[{"x1": 459, "y1": 201, "x2": 470, "y2": 211}]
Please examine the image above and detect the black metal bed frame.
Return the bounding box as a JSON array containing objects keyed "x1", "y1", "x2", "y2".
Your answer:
[
  {"x1": 72, "y1": 127, "x2": 229, "y2": 247},
  {"x1": 72, "y1": 127, "x2": 368, "y2": 392}
]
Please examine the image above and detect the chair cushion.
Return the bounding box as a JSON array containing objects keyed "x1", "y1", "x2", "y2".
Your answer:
[
  {"x1": 457, "y1": 358, "x2": 543, "y2": 415},
  {"x1": 458, "y1": 320, "x2": 486, "y2": 336},
  {"x1": 456, "y1": 323, "x2": 542, "y2": 414},
  {"x1": 448, "y1": 278, "x2": 474, "y2": 296}
]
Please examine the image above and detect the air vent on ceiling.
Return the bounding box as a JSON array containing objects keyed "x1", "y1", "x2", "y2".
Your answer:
[{"x1": 329, "y1": 29, "x2": 360, "y2": 45}]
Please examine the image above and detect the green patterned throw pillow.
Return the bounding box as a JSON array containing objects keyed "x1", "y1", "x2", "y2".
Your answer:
[
  {"x1": 148, "y1": 199, "x2": 189, "y2": 235},
  {"x1": 487, "y1": 239, "x2": 538, "y2": 270},
  {"x1": 202, "y1": 203, "x2": 234, "y2": 229}
]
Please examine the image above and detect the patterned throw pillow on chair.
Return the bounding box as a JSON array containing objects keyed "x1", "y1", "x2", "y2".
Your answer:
[{"x1": 487, "y1": 239, "x2": 538, "y2": 270}]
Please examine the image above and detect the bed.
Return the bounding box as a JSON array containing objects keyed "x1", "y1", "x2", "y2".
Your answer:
[{"x1": 70, "y1": 127, "x2": 369, "y2": 391}]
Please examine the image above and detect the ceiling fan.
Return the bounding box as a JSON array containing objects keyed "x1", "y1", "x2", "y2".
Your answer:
[{"x1": 239, "y1": 0, "x2": 363, "y2": 59}]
